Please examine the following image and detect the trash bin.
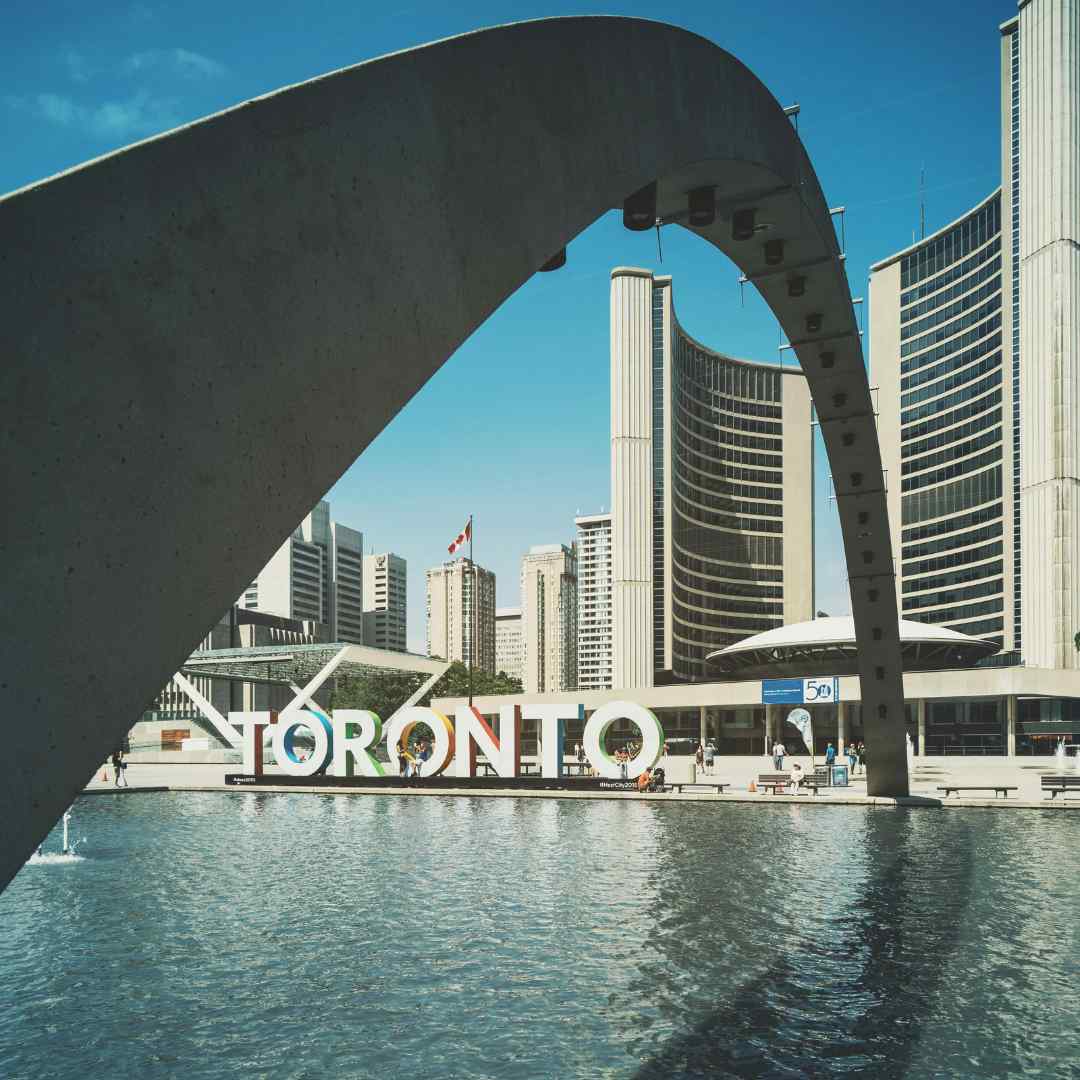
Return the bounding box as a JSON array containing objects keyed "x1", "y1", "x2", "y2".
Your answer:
[{"x1": 831, "y1": 764, "x2": 849, "y2": 787}]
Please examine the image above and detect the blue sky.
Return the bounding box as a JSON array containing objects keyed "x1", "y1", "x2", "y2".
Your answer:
[{"x1": 4, "y1": 1, "x2": 1009, "y2": 652}]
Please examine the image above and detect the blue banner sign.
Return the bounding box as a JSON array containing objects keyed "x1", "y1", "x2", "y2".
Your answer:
[{"x1": 761, "y1": 677, "x2": 840, "y2": 705}]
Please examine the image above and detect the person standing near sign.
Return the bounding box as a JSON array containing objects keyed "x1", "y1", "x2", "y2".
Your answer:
[
  {"x1": 773, "y1": 740, "x2": 786, "y2": 772},
  {"x1": 825, "y1": 742, "x2": 836, "y2": 767},
  {"x1": 704, "y1": 742, "x2": 715, "y2": 775}
]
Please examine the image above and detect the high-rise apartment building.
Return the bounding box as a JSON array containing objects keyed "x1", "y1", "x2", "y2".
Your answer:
[
  {"x1": 495, "y1": 607, "x2": 524, "y2": 684},
  {"x1": 363, "y1": 552, "x2": 407, "y2": 652},
  {"x1": 871, "y1": 0, "x2": 1079, "y2": 667},
  {"x1": 576, "y1": 513, "x2": 613, "y2": 691},
  {"x1": 520, "y1": 544, "x2": 578, "y2": 694},
  {"x1": 241, "y1": 500, "x2": 364, "y2": 643},
  {"x1": 610, "y1": 268, "x2": 814, "y2": 687},
  {"x1": 426, "y1": 558, "x2": 496, "y2": 674}
]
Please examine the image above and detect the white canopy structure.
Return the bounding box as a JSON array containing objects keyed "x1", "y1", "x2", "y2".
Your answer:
[{"x1": 706, "y1": 616, "x2": 998, "y2": 678}]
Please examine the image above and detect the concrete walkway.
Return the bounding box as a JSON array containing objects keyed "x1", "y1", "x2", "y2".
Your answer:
[{"x1": 82, "y1": 756, "x2": 1080, "y2": 809}]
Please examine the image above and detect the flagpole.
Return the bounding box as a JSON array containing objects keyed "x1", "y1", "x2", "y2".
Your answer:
[{"x1": 468, "y1": 514, "x2": 474, "y2": 707}]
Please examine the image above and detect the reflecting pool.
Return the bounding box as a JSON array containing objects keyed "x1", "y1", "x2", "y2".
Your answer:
[{"x1": 3, "y1": 793, "x2": 1080, "y2": 1078}]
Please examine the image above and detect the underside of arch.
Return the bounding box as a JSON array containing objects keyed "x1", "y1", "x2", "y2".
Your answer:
[{"x1": 0, "y1": 15, "x2": 908, "y2": 891}]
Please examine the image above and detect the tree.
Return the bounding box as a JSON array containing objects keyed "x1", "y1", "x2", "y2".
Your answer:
[
  {"x1": 331, "y1": 669, "x2": 425, "y2": 722},
  {"x1": 423, "y1": 661, "x2": 523, "y2": 703}
]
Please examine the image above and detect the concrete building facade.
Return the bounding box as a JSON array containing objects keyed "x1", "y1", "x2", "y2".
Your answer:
[
  {"x1": 872, "y1": 0, "x2": 1080, "y2": 668},
  {"x1": 426, "y1": 558, "x2": 496, "y2": 674},
  {"x1": 611, "y1": 268, "x2": 814, "y2": 688},
  {"x1": 520, "y1": 544, "x2": 578, "y2": 694},
  {"x1": 495, "y1": 607, "x2": 524, "y2": 685},
  {"x1": 576, "y1": 513, "x2": 614, "y2": 691},
  {"x1": 241, "y1": 500, "x2": 365, "y2": 644},
  {"x1": 363, "y1": 552, "x2": 407, "y2": 652}
]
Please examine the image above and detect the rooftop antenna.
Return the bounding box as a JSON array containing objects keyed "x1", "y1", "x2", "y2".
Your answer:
[{"x1": 919, "y1": 166, "x2": 926, "y2": 240}]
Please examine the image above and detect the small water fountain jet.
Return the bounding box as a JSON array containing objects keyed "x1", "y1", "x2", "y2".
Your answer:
[
  {"x1": 1056, "y1": 739, "x2": 1067, "y2": 773},
  {"x1": 906, "y1": 732, "x2": 915, "y2": 770},
  {"x1": 27, "y1": 807, "x2": 83, "y2": 865}
]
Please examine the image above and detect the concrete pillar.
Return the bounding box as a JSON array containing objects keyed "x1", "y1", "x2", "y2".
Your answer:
[
  {"x1": 917, "y1": 699, "x2": 926, "y2": 757},
  {"x1": 1006, "y1": 695, "x2": 1017, "y2": 757},
  {"x1": 837, "y1": 701, "x2": 847, "y2": 757},
  {"x1": 699, "y1": 705, "x2": 707, "y2": 747}
]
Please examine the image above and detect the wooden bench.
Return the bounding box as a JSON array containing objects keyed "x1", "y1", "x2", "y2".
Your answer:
[
  {"x1": 757, "y1": 773, "x2": 790, "y2": 794},
  {"x1": 937, "y1": 785, "x2": 1018, "y2": 799},
  {"x1": 669, "y1": 782, "x2": 729, "y2": 795},
  {"x1": 1042, "y1": 776, "x2": 1080, "y2": 800}
]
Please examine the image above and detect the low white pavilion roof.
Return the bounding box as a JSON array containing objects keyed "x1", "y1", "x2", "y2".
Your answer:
[{"x1": 706, "y1": 615, "x2": 998, "y2": 677}]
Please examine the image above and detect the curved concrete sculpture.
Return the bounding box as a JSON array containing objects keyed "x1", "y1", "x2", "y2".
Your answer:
[{"x1": 0, "y1": 16, "x2": 907, "y2": 888}]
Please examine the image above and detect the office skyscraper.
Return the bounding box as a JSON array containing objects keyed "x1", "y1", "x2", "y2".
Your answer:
[
  {"x1": 426, "y1": 558, "x2": 496, "y2": 674},
  {"x1": 871, "y1": 0, "x2": 1079, "y2": 667},
  {"x1": 576, "y1": 513, "x2": 613, "y2": 691},
  {"x1": 520, "y1": 544, "x2": 578, "y2": 694},
  {"x1": 495, "y1": 607, "x2": 524, "y2": 684},
  {"x1": 363, "y1": 552, "x2": 407, "y2": 652},
  {"x1": 241, "y1": 500, "x2": 364, "y2": 643},
  {"x1": 610, "y1": 268, "x2": 814, "y2": 687}
]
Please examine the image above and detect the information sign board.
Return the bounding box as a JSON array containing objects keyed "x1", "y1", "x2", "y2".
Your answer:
[{"x1": 761, "y1": 677, "x2": 840, "y2": 705}]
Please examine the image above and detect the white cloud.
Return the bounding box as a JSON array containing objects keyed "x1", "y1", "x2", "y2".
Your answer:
[
  {"x1": 125, "y1": 47, "x2": 226, "y2": 80},
  {"x1": 6, "y1": 90, "x2": 180, "y2": 139}
]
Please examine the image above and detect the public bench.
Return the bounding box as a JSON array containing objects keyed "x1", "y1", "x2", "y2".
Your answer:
[
  {"x1": 936, "y1": 785, "x2": 1018, "y2": 799},
  {"x1": 757, "y1": 772, "x2": 827, "y2": 795},
  {"x1": 1041, "y1": 776, "x2": 1080, "y2": 800},
  {"x1": 669, "y1": 782, "x2": 729, "y2": 795}
]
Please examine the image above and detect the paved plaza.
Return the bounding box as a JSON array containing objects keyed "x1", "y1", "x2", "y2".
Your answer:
[{"x1": 83, "y1": 754, "x2": 1080, "y2": 808}]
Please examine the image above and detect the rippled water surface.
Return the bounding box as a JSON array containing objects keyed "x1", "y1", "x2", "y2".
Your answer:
[{"x1": 3, "y1": 793, "x2": 1080, "y2": 1078}]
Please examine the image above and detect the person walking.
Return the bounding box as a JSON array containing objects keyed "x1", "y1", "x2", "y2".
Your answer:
[
  {"x1": 825, "y1": 742, "x2": 836, "y2": 767},
  {"x1": 704, "y1": 742, "x2": 716, "y2": 776},
  {"x1": 773, "y1": 740, "x2": 786, "y2": 773},
  {"x1": 857, "y1": 742, "x2": 866, "y2": 776},
  {"x1": 111, "y1": 748, "x2": 128, "y2": 788},
  {"x1": 695, "y1": 742, "x2": 705, "y2": 776},
  {"x1": 846, "y1": 741, "x2": 857, "y2": 775},
  {"x1": 618, "y1": 747, "x2": 629, "y2": 780}
]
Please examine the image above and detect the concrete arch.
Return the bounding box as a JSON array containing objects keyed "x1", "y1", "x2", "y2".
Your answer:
[{"x1": 0, "y1": 16, "x2": 906, "y2": 888}]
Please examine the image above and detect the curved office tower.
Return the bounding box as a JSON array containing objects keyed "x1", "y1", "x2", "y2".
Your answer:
[
  {"x1": 873, "y1": 0, "x2": 1079, "y2": 666},
  {"x1": 611, "y1": 268, "x2": 813, "y2": 686},
  {"x1": 874, "y1": 195, "x2": 1010, "y2": 650}
]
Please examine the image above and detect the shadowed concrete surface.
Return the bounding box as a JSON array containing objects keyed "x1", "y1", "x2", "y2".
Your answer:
[{"x1": 0, "y1": 16, "x2": 906, "y2": 891}]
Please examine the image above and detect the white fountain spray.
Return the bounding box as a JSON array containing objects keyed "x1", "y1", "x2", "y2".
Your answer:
[
  {"x1": 61, "y1": 808, "x2": 72, "y2": 855},
  {"x1": 1056, "y1": 738, "x2": 1067, "y2": 773}
]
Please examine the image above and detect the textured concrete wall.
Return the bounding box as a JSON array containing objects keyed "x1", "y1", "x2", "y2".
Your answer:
[
  {"x1": 1019, "y1": 0, "x2": 1080, "y2": 667},
  {"x1": 0, "y1": 16, "x2": 908, "y2": 890}
]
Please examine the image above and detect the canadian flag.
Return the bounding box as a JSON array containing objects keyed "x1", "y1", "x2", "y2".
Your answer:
[{"x1": 447, "y1": 517, "x2": 472, "y2": 556}]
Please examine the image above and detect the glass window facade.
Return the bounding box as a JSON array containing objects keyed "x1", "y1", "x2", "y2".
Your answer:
[
  {"x1": 896, "y1": 195, "x2": 1006, "y2": 649},
  {"x1": 667, "y1": 314, "x2": 786, "y2": 681}
]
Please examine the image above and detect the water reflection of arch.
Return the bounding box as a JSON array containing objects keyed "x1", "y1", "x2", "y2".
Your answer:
[{"x1": 1, "y1": 15, "x2": 909, "y2": 886}]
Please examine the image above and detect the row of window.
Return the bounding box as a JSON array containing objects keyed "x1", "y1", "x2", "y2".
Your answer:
[
  {"x1": 900, "y1": 235, "x2": 1001, "y2": 309},
  {"x1": 676, "y1": 410, "x2": 782, "y2": 454},
  {"x1": 673, "y1": 443, "x2": 783, "y2": 487},
  {"x1": 900, "y1": 253, "x2": 1002, "y2": 324},
  {"x1": 902, "y1": 558, "x2": 1003, "y2": 596},
  {"x1": 672, "y1": 526, "x2": 784, "y2": 569},
  {"x1": 672, "y1": 583, "x2": 784, "y2": 619},
  {"x1": 902, "y1": 445, "x2": 1002, "y2": 494},
  {"x1": 673, "y1": 541, "x2": 784, "y2": 581},
  {"x1": 901, "y1": 387, "x2": 1001, "y2": 443},
  {"x1": 674, "y1": 330, "x2": 782, "y2": 402},
  {"x1": 676, "y1": 375, "x2": 782, "y2": 419},
  {"x1": 675, "y1": 452, "x2": 782, "y2": 503},
  {"x1": 902, "y1": 406, "x2": 1000, "y2": 461},
  {"x1": 901, "y1": 296, "x2": 1000, "y2": 359},
  {"x1": 675, "y1": 387, "x2": 782, "y2": 437},
  {"x1": 672, "y1": 562, "x2": 784, "y2": 600},
  {"x1": 901, "y1": 342, "x2": 1001, "y2": 411},
  {"x1": 908, "y1": 597, "x2": 1004, "y2": 625},
  {"x1": 902, "y1": 575, "x2": 1003, "y2": 611},
  {"x1": 903, "y1": 539, "x2": 1003, "y2": 578},
  {"x1": 902, "y1": 519, "x2": 1002, "y2": 562},
  {"x1": 901, "y1": 314, "x2": 1000, "y2": 385},
  {"x1": 900, "y1": 278, "x2": 1001, "y2": 342},
  {"x1": 672, "y1": 423, "x2": 784, "y2": 472},
  {"x1": 901, "y1": 501, "x2": 1001, "y2": 545},
  {"x1": 672, "y1": 616, "x2": 781, "y2": 643},
  {"x1": 945, "y1": 616, "x2": 1003, "y2": 638},
  {"x1": 901, "y1": 427, "x2": 1001, "y2": 479},
  {"x1": 672, "y1": 477, "x2": 782, "y2": 521},
  {"x1": 899, "y1": 196, "x2": 1000, "y2": 288},
  {"x1": 673, "y1": 492, "x2": 784, "y2": 535},
  {"x1": 901, "y1": 367, "x2": 1001, "y2": 427}
]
